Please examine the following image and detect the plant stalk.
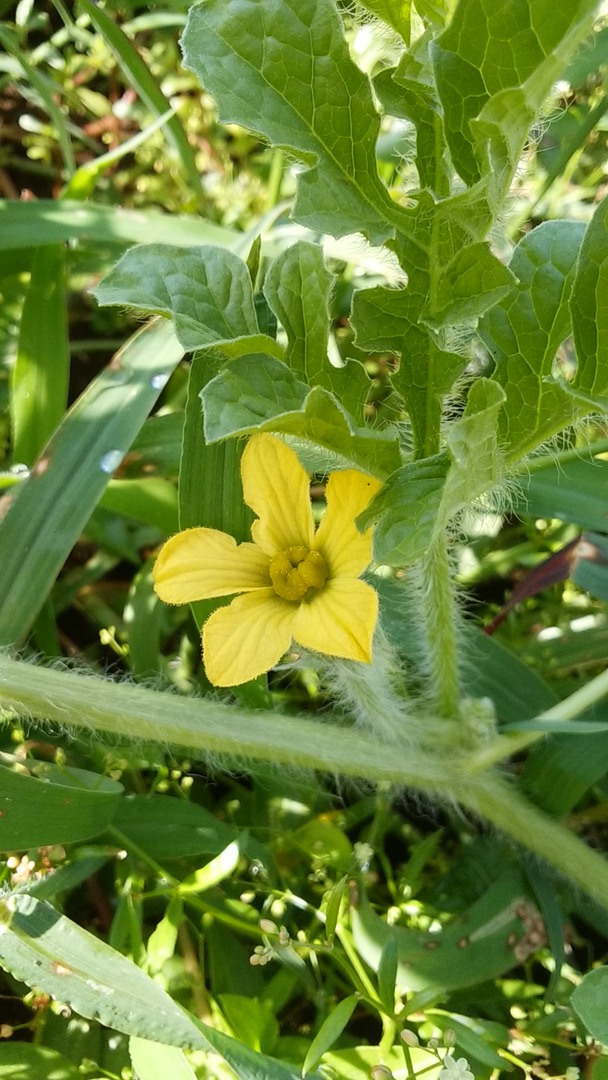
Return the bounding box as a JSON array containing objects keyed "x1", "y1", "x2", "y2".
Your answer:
[
  {"x1": 418, "y1": 536, "x2": 461, "y2": 718},
  {"x1": 2, "y1": 654, "x2": 608, "y2": 907}
]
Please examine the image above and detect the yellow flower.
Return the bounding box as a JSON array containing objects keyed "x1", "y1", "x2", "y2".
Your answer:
[{"x1": 153, "y1": 434, "x2": 382, "y2": 686}]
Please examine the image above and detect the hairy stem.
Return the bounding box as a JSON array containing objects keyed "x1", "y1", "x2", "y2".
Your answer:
[
  {"x1": 417, "y1": 535, "x2": 461, "y2": 718},
  {"x1": 2, "y1": 654, "x2": 608, "y2": 907},
  {"x1": 0, "y1": 654, "x2": 457, "y2": 789},
  {"x1": 455, "y1": 773, "x2": 608, "y2": 910}
]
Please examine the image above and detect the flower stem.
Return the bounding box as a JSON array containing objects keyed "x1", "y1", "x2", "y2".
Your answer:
[{"x1": 418, "y1": 535, "x2": 461, "y2": 718}]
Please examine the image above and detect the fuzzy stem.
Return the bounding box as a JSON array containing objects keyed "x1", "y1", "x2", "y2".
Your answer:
[
  {"x1": 454, "y1": 773, "x2": 608, "y2": 910},
  {"x1": 317, "y1": 629, "x2": 416, "y2": 746},
  {"x1": 418, "y1": 536, "x2": 461, "y2": 718},
  {"x1": 2, "y1": 654, "x2": 608, "y2": 907},
  {"x1": 0, "y1": 654, "x2": 457, "y2": 789}
]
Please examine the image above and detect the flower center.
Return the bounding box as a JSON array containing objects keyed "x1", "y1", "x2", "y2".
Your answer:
[{"x1": 269, "y1": 545, "x2": 328, "y2": 602}]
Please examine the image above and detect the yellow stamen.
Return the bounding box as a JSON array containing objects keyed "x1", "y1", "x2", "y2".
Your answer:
[{"x1": 269, "y1": 546, "x2": 328, "y2": 601}]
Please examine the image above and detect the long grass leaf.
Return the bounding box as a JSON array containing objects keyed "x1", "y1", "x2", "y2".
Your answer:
[
  {"x1": 0, "y1": 319, "x2": 184, "y2": 646},
  {"x1": 0, "y1": 25, "x2": 75, "y2": 176},
  {"x1": 12, "y1": 245, "x2": 69, "y2": 465},
  {"x1": 0, "y1": 199, "x2": 238, "y2": 251}
]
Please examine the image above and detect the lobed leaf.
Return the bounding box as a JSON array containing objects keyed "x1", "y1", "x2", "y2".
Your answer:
[
  {"x1": 356, "y1": 0, "x2": 411, "y2": 39},
  {"x1": 570, "y1": 195, "x2": 608, "y2": 398},
  {"x1": 432, "y1": 0, "x2": 599, "y2": 199},
  {"x1": 181, "y1": 0, "x2": 399, "y2": 244},
  {"x1": 424, "y1": 241, "x2": 516, "y2": 328},
  {"x1": 201, "y1": 353, "x2": 401, "y2": 475},
  {"x1": 263, "y1": 241, "x2": 333, "y2": 386},
  {"x1": 359, "y1": 455, "x2": 449, "y2": 565},
  {"x1": 92, "y1": 244, "x2": 281, "y2": 356},
  {"x1": 480, "y1": 220, "x2": 585, "y2": 463},
  {"x1": 351, "y1": 280, "x2": 466, "y2": 456}
]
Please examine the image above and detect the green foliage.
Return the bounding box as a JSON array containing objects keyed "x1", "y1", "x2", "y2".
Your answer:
[{"x1": 1, "y1": 0, "x2": 608, "y2": 1076}]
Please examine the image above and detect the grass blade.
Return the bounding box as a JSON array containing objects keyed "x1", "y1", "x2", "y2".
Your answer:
[
  {"x1": 78, "y1": 0, "x2": 201, "y2": 197},
  {"x1": 12, "y1": 245, "x2": 69, "y2": 465},
  {"x1": 0, "y1": 199, "x2": 237, "y2": 251},
  {"x1": 0, "y1": 319, "x2": 184, "y2": 646}
]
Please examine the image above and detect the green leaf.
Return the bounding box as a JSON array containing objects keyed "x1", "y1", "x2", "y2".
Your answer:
[
  {"x1": 432, "y1": 0, "x2": 599, "y2": 197},
  {"x1": 100, "y1": 478, "x2": 179, "y2": 534},
  {"x1": 219, "y1": 994, "x2": 279, "y2": 1054},
  {"x1": 92, "y1": 244, "x2": 280, "y2": 355},
  {"x1": 114, "y1": 794, "x2": 240, "y2": 859},
  {"x1": 571, "y1": 531, "x2": 608, "y2": 603},
  {"x1": 201, "y1": 353, "x2": 401, "y2": 475},
  {"x1": 423, "y1": 241, "x2": 516, "y2": 328},
  {"x1": 12, "y1": 246, "x2": 69, "y2": 465},
  {"x1": 0, "y1": 199, "x2": 237, "y2": 252},
  {"x1": 514, "y1": 453, "x2": 608, "y2": 533},
  {"x1": 571, "y1": 967, "x2": 608, "y2": 1042},
  {"x1": 129, "y1": 1039, "x2": 197, "y2": 1080},
  {"x1": 377, "y1": 37, "x2": 449, "y2": 193},
  {"x1": 0, "y1": 896, "x2": 309, "y2": 1078},
  {"x1": 356, "y1": 0, "x2": 411, "y2": 39},
  {"x1": 0, "y1": 895, "x2": 207, "y2": 1046},
  {"x1": 263, "y1": 241, "x2": 333, "y2": 385},
  {"x1": 523, "y1": 721, "x2": 608, "y2": 816},
  {"x1": 29, "y1": 854, "x2": 112, "y2": 902},
  {"x1": 415, "y1": 0, "x2": 451, "y2": 27},
  {"x1": 0, "y1": 1045, "x2": 82, "y2": 1080},
  {"x1": 378, "y1": 938, "x2": 399, "y2": 1014},
  {"x1": 481, "y1": 220, "x2": 585, "y2": 463},
  {"x1": 361, "y1": 381, "x2": 504, "y2": 565},
  {"x1": 351, "y1": 282, "x2": 466, "y2": 456},
  {"x1": 301, "y1": 996, "x2": 358, "y2": 1076},
  {"x1": 360, "y1": 455, "x2": 449, "y2": 565},
  {"x1": 440, "y1": 377, "x2": 505, "y2": 519},
  {"x1": 505, "y1": 719, "x2": 608, "y2": 735},
  {"x1": 0, "y1": 763, "x2": 122, "y2": 850},
  {"x1": 350, "y1": 867, "x2": 535, "y2": 992},
  {"x1": 178, "y1": 841, "x2": 241, "y2": 895},
  {"x1": 0, "y1": 319, "x2": 184, "y2": 646},
  {"x1": 323, "y1": 875, "x2": 348, "y2": 945},
  {"x1": 123, "y1": 559, "x2": 165, "y2": 680},
  {"x1": 570, "y1": 195, "x2": 608, "y2": 397},
  {"x1": 181, "y1": 0, "x2": 399, "y2": 244}
]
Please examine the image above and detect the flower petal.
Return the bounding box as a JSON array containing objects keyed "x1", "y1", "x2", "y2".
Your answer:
[
  {"x1": 242, "y1": 434, "x2": 314, "y2": 555},
  {"x1": 313, "y1": 470, "x2": 382, "y2": 578},
  {"x1": 292, "y1": 578, "x2": 378, "y2": 662},
  {"x1": 202, "y1": 589, "x2": 296, "y2": 686},
  {"x1": 153, "y1": 527, "x2": 270, "y2": 604}
]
